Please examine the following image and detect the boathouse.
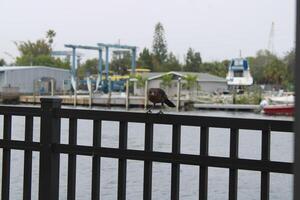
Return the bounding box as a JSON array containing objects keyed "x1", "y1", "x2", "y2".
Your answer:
[
  {"x1": 0, "y1": 66, "x2": 70, "y2": 94},
  {"x1": 133, "y1": 71, "x2": 227, "y2": 96}
]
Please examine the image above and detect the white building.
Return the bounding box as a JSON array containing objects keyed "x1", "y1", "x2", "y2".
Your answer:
[
  {"x1": 0, "y1": 66, "x2": 70, "y2": 93},
  {"x1": 133, "y1": 71, "x2": 227, "y2": 96}
]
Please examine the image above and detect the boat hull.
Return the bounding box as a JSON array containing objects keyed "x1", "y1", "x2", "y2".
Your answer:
[{"x1": 263, "y1": 105, "x2": 294, "y2": 116}]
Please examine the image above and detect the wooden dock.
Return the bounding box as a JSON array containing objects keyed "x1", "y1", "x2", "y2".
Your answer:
[
  {"x1": 19, "y1": 94, "x2": 190, "y2": 108},
  {"x1": 193, "y1": 103, "x2": 260, "y2": 111}
]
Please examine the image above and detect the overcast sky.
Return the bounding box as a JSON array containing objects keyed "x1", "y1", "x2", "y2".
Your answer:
[{"x1": 0, "y1": 0, "x2": 296, "y2": 63}]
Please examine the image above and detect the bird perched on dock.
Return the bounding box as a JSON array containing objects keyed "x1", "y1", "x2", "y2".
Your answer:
[{"x1": 147, "y1": 88, "x2": 175, "y2": 113}]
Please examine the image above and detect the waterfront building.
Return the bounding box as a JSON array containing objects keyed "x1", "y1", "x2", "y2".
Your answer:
[{"x1": 0, "y1": 66, "x2": 70, "y2": 94}]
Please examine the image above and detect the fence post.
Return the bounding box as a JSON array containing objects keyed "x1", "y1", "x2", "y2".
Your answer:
[{"x1": 39, "y1": 98, "x2": 62, "y2": 200}]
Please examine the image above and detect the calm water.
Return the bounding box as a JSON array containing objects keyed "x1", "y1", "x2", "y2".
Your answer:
[{"x1": 0, "y1": 108, "x2": 294, "y2": 200}]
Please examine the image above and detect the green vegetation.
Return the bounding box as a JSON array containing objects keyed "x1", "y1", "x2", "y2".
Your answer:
[
  {"x1": 161, "y1": 74, "x2": 173, "y2": 89},
  {"x1": 233, "y1": 86, "x2": 263, "y2": 104},
  {"x1": 184, "y1": 48, "x2": 202, "y2": 72},
  {"x1": 134, "y1": 74, "x2": 147, "y2": 88},
  {"x1": 0, "y1": 58, "x2": 6, "y2": 66},
  {"x1": 77, "y1": 58, "x2": 99, "y2": 78},
  {"x1": 152, "y1": 22, "x2": 168, "y2": 66},
  {"x1": 14, "y1": 30, "x2": 69, "y2": 69},
  {"x1": 137, "y1": 48, "x2": 154, "y2": 71},
  {"x1": 110, "y1": 51, "x2": 131, "y2": 75},
  {"x1": 183, "y1": 74, "x2": 198, "y2": 90},
  {"x1": 247, "y1": 49, "x2": 294, "y2": 90}
]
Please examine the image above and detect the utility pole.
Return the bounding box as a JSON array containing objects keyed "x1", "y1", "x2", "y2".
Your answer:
[{"x1": 268, "y1": 22, "x2": 275, "y2": 54}]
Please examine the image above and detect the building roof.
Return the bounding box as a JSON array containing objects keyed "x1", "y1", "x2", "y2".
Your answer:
[
  {"x1": 0, "y1": 66, "x2": 70, "y2": 72},
  {"x1": 142, "y1": 71, "x2": 226, "y2": 82}
]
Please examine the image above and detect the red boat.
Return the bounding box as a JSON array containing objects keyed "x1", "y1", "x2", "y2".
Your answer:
[{"x1": 263, "y1": 104, "x2": 294, "y2": 116}]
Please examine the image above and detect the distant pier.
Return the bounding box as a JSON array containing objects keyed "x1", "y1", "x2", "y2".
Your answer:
[
  {"x1": 19, "y1": 94, "x2": 261, "y2": 112},
  {"x1": 19, "y1": 94, "x2": 191, "y2": 108},
  {"x1": 194, "y1": 103, "x2": 260, "y2": 112}
]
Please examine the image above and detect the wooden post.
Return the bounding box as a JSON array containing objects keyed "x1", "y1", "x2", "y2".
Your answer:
[
  {"x1": 107, "y1": 77, "x2": 112, "y2": 107},
  {"x1": 232, "y1": 87, "x2": 236, "y2": 104},
  {"x1": 126, "y1": 79, "x2": 129, "y2": 110},
  {"x1": 51, "y1": 79, "x2": 54, "y2": 96},
  {"x1": 144, "y1": 80, "x2": 148, "y2": 110},
  {"x1": 89, "y1": 81, "x2": 92, "y2": 108},
  {"x1": 74, "y1": 81, "x2": 77, "y2": 107},
  {"x1": 176, "y1": 78, "x2": 181, "y2": 112},
  {"x1": 33, "y1": 81, "x2": 37, "y2": 105}
]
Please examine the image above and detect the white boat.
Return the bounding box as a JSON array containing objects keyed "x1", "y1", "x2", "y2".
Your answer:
[
  {"x1": 268, "y1": 95, "x2": 294, "y2": 105},
  {"x1": 226, "y1": 58, "x2": 253, "y2": 86},
  {"x1": 260, "y1": 95, "x2": 294, "y2": 116}
]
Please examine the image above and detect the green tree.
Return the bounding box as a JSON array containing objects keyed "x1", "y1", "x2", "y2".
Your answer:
[
  {"x1": 152, "y1": 22, "x2": 168, "y2": 67},
  {"x1": 110, "y1": 51, "x2": 131, "y2": 75},
  {"x1": 15, "y1": 30, "x2": 69, "y2": 69},
  {"x1": 77, "y1": 58, "x2": 99, "y2": 78},
  {"x1": 133, "y1": 74, "x2": 147, "y2": 88},
  {"x1": 283, "y1": 49, "x2": 295, "y2": 86},
  {"x1": 263, "y1": 58, "x2": 288, "y2": 88},
  {"x1": 248, "y1": 49, "x2": 278, "y2": 84},
  {"x1": 46, "y1": 29, "x2": 56, "y2": 47},
  {"x1": 0, "y1": 58, "x2": 6, "y2": 66},
  {"x1": 183, "y1": 74, "x2": 198, "y2": 90},
  {"x1": 184, "y1": 48, "x2": 202, "y2": 72},
  {"x1": 200, "y1": 62, "x2": 227, "y2": 77},
  {"x1": 137, "y1": 48, "x2": 154, "y2": 71},
  {"x1": 162, "y1": 52, "x2": 182, "y2": 72}
]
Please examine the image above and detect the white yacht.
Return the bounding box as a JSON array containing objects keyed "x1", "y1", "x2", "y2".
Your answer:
[{"x1": 226, "y1": 58, "x2": 253, "y2": 86}]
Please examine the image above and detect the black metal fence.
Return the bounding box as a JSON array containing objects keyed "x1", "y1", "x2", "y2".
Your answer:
[{"x1": 0, "y1": 98, "x2": 294, "y2": 200}]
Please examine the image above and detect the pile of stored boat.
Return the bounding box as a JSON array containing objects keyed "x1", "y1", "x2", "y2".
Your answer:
[{"x1": 260, "y1": 95, "x2": 294, "y2": 116}]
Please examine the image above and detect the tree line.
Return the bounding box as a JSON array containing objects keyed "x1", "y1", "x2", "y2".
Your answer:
[{"x1": 0, "y1": 23, "x2": 295, "y2": 89}]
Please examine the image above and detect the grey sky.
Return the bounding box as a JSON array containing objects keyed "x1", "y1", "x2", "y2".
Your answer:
[{"x1": 0, "y1": 0, "x2": 296, "y2": 63}]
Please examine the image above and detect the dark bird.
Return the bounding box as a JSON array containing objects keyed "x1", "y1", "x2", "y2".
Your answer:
[{"x1": 147, "y1": 88, "x2": 175, "y2": 113}]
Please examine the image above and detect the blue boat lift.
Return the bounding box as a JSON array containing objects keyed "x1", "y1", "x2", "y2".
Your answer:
[{"x1": 65, "y1": 43, "x2": 137, "y2": 93}]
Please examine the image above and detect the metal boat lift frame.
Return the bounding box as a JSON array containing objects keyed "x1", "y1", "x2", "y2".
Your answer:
[
  {"x1": 97, "y1": 43, "x2": 137, "y2": 79},
  {"x1": 65, "y1": 43, "x2": 137, "y2": 92},
  {"x1": 64, "y1": 44, "x2": 103, "y2": 91}
]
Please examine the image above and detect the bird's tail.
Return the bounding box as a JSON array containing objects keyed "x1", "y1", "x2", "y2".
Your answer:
[{"x1": 164, "y1": 99, "x2": 176, "y2": 107}]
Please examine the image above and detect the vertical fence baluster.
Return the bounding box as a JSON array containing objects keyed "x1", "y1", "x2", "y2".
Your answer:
[
  {"x1": 2, "y1": 115, "x2": 12, "y2": 200},
  {"x1": 23, "y1": 116, "x2": 33, "y2": 200},
  {"x1": 67, "y1": 118, "x2": 77, "y2": 200},
  {"x1": 171, "y1": 124, "x2": 181, "y2": 200},
  {"x1": 92, "y1": 120, "x2": 102, "y2": 200},
  {"x1": 118, "y1": 121, "x2": 128, "y2": 200},
  {"x1": 39, "y1": 98, "x2": 62, "y2": 200},
  {"x1": 261, "y1": 129, "x2": 270, "y2": 200},
  {"x1": 143, "y1": 123, "x2": 153, "y2": 200},
  {"x1": 199, "y1": 126, "x2": 209, "y2": 200},
  {"x1": 229, "y1": 128, "x2": 239, "y2": 200}
]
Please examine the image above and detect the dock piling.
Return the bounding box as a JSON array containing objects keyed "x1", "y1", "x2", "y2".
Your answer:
[
  {"x1": 126, "y1": 79, "x2": 129, "y2": 110},
  {"x1": 144, "y1": 80, "x2": 148, "y2": 110},
  {"x1": 51, "y1": 79, "x2": 54, "y2": 96},
  {"x1": 88, "y1": 80, "x2": 92, "y2": 108},
  {"x1": 176, "y1": 78, "x2": 181, "y2": 112},
  {"x1": 107, "y1": 78, "x2": 112, "y2": 107}
]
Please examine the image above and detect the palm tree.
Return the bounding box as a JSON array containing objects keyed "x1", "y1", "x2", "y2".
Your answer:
[
  {"x1": 183, "y1": 74, "x2": 198, "y2": 97},
  {"x1": 46, "y1": 30, "x2": 56, "y2": 47}
]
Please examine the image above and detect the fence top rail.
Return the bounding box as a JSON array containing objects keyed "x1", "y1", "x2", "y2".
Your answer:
[
  {"x1": 0, "y1": 105, "x2": 41, "y2": 116},
  {"x1": 57, "y1": 108, "x2": 293, "y2": 132},
  {"x1": 0, "y1": 104, "x2": 293, "y2": 132}
]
